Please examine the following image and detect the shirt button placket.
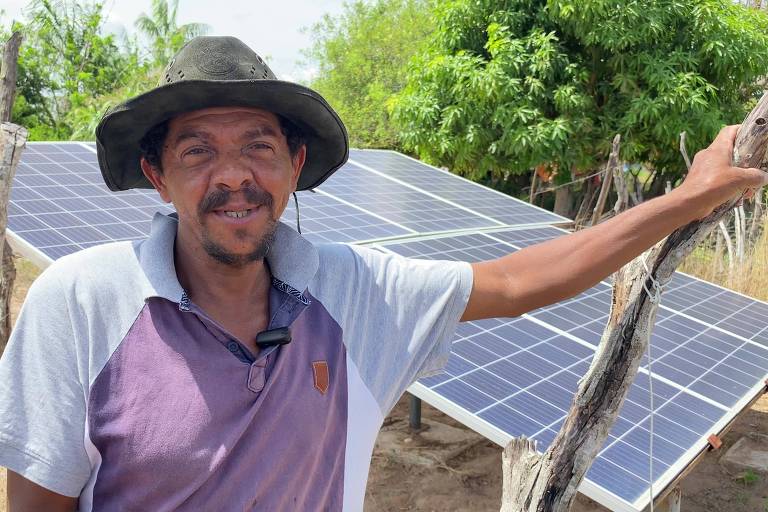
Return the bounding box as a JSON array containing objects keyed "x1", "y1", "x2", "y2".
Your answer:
[{"x1": 248, "y1": 359, "x2": 267, "y2": 393}]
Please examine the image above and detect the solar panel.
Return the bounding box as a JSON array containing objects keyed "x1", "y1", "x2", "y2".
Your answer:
[
  {"x1": 9, "y1": 144, "x2": 570, "y2": 264},
  {"x1": 6, "y1": 142, "x2": 766, "y2": 509},
  {"x1": 378, "y1": 227, "x2": 768, "y2": 512},
  {"x1": 281, "y1": 189, "x2": 413, "y2": 244},
  {"x1": 9, "y1": 143, "x2": 172, "y2": 262},
  {"x1": 349, "y1": 149, "x2": 569, "y2": 226},
  {"x1": 317, "y1": 162, "x2": 499, "y2": 232}
]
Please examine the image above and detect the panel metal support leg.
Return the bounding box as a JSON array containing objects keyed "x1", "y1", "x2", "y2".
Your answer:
[{"x1": 409, "y1": 394, "x2": 422, "y2": 431}]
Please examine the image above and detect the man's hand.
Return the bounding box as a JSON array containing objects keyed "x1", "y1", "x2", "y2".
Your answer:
[
  {"x1": 462, "y1": 124, "x2": 768, "y2": 321},
  {"x1": 676, "y1": 125, "x2": 767, "y2": 219}
]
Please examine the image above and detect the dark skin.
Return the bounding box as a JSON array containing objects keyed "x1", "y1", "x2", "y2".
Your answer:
[
  {"x1": 7, "y1": 119, "x2": 766, "y2": 508},
  {"x1": 6, "y1": 472, "x2": 77, "y2": 511}
]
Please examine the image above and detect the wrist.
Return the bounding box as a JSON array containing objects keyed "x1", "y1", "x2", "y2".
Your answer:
[{"x1": 668, "y1": 183, "x2": 721, "y2": 221}]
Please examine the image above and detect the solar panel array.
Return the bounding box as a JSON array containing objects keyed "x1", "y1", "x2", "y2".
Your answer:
[
  {"x1": 7, "y1": 142, "x2": 766, "y2": 512},
  {"x1": 8, "y1": 144, "x2": 567, "y2": 260},
  {"x1": 9, "y1": 143, "x2": 172, "y2": 260},
  {"x1": 378, "y1": 227, "x2": 768, "y2": 512}
]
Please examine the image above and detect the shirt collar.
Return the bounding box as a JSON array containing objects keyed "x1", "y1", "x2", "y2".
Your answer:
[{"x1": 139, "y1": 212, "x2": 319, "y2": 303}]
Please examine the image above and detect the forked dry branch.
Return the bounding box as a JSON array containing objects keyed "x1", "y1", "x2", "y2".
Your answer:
[{"x1": 500, "y1": 92, "x2": 768, "y2": 512}]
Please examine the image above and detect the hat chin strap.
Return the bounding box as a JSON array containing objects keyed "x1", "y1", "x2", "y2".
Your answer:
[{"x1": 293, "y1": 192, "x2": 301, "y2": 234}]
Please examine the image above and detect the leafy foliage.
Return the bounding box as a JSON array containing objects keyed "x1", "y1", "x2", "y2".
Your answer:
[
  {"x1": 3, "y1": 0, "x2": 203, "y2": 141},
  {"x1": 8, "y1": 1, "x2": 138, "y2": 139},
  {"x1": 304, "y1": 0, "x2": 434, "y2": 149},
  {"x1": 391, "y1": 0, "x2": 768, "y2": 185},
  {"x1": 135, "y1": 0, "x2": 209, "y2": 67}
]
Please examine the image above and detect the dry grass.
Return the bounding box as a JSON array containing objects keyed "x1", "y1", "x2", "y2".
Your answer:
[{"x1": 679, "y1": 216, "x2": 768, "y2": 302}]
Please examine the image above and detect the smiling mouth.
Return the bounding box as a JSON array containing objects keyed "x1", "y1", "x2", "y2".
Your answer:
[{"x1": 223, "y1": 209, "x2": 252, "y2": 218}]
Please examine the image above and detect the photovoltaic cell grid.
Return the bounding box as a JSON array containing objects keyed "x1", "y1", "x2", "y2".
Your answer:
[
  {"x1": 379, "y1": 227, "x2": 768, "y2": 512},
  {"x1": 318, "y1": 161, "x2": 498, "y2": 232},
  {"x1": 10, "y1": 144, "x2": 569, "y2": 260},
  {"x1": 349, "y1": 149, "x2": 569, "y2": 226},
  {"x1": 281, "y1": 190, "x2": 411, "y2": 244},
  {"x1": 9, "y1": 143, "x2": 173, "y2": 260}
]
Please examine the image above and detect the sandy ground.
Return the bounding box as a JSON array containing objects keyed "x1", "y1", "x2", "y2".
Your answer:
[{"x1": 2, "y1": 256, "x2": 768, "y2": 511}]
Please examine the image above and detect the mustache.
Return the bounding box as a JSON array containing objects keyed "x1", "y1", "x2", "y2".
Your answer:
[{"x1": 198, "y1": 186, "x2": 274, "y2": 215}]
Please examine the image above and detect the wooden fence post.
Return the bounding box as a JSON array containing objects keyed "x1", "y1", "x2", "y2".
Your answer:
[
  {"x1": 0, "y1": 32, "x2": 22, "y2": 124},
  {"x1": 591, "y1": 134, "x2": 621, "y2": 225},
  {"x1": 0, "y1": 31, "x2": 24, "y2": 355},
  {"x1": 0, "y1": 124, "x2": 25, "y2": 354},
  {"x1": 499, "y1": 92, "x2": 768, "y2": 512}
]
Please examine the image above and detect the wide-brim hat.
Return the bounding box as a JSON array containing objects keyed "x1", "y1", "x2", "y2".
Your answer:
[{"x1": 96, "y1": 36, "x2": 348, "y2": 191}]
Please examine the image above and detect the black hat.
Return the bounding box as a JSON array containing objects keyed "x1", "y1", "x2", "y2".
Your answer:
[{"x1": 95, "y1": 36, "x2": 349, "y2": 191}]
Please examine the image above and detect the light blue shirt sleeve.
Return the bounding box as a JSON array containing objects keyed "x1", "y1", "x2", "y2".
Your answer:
[
  {"x1": 0, "y1": 265, "x2": 91, "y2": 496},
  {"x1": 310, "y1": 243, "x2": 473, "y2": 414}
]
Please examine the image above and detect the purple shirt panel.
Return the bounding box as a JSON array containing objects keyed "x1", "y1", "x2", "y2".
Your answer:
[{"x1": 88, "y1": 292, "x2": 347, "y2": 510}]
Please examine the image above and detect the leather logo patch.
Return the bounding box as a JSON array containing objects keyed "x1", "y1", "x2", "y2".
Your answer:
[
  {"x1": 312, "y1": 361, "x2": 329, "y2": 395},
  {"x1": 196, "y1": 40, "x2": 237, "y2": 76}
]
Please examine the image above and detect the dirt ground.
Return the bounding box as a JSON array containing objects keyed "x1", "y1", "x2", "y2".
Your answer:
[{"x1": 1, "y1": 256, "x2": 768, "y2": 511}]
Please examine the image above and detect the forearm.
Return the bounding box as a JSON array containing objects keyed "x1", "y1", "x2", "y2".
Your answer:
[
  {"x1": 7, "y1": 470, "x2": 78, "y2": 512},
  {"x1": 465, "y1": 188, "x2": 704, "y2": 320},
  {"x1": 461, "y1": 125, "x2": 766, "y2": 322},
  {"x1": 507, "y1": 188, "x2": 699, "y2": 314}
]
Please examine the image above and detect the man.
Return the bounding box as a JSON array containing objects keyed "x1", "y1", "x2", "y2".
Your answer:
[{"x1": 0, "y1": 36, "x2": 764, "y2": 511}]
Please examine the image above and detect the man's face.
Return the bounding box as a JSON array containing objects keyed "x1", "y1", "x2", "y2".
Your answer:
[{"x1": 141, "y1": 107, "x2": 305, "y2": 267}]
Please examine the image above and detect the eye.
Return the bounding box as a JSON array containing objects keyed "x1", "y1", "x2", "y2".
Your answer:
[
  {"x1": 245, "y1": 142, "x2": 273, "y2": 153},
  {"x1": 184, "y1": 147, "x2": 210, "y2": 156},
  {"x1": 180, "y1": 146, "x2": 213, "y2": 163}
]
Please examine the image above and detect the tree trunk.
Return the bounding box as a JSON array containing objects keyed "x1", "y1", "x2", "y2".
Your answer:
[
  {"x1": 0, "y1": 32, "x2": 22, "y2": 356},
  {"x1": 573, "y1": 179, "x2": 598, "y2": 229},
  {"x1": 554, "y1": 186, "x2": 573, "y2": 218},
  {"x1": 591, "y1": 134, "x2": 620, "y2": 225},
  {"x1": 0, "y1": 32, "x2": 22, "y2": 124},
  {"x1": 0, "y1": 124, "x2": 26, "y2": 355},
  {"x1": 499, "y1": 91, "x2": 768, "y2": 512},
  {"x1": 612, "y1": 142, "x2": 631, "y2": 215}
]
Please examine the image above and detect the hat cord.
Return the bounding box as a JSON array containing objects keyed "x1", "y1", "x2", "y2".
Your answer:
[{"x1": 293, "y1": 192, "x2": 301, "y2": 234}]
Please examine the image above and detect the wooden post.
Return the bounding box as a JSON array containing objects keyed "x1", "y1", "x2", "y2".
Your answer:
[
  {"x1": 591, "y1": 134, "x2": 620, "y2": 225},
  {"x1": 529, "y1": 170, "x2": 538, "y2": 205},
  {"x1": 612, "y1": 145, "x2": 630, "y2": 214},
  {"x1": 0, "y1": 31, "x2": 24, "y2": 355},
  {"x1": 0, "y1": 123, "x2": 26, "y2": 354},
  {"x1": 0, "y1": 32, "x2": 22, "y2": 124},
  {"x1": 655, "y1": 485, "x2": 681, "y2": 512},
  {"x1": 499, "y1": 92, "x2": 768, "y2": 512}
]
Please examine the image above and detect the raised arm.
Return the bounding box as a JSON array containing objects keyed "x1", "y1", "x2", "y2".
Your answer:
[{"x1": 462, "y1": 125, "x2": 768, "y2": 321}]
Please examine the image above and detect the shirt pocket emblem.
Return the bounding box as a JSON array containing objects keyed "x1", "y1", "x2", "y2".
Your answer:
[{"x1": 312, "y1": 361, "x2": 329, "y2": 395}]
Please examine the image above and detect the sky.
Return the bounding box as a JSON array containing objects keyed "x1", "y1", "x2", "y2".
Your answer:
[{"x1": 1, "y1": 0, "x2": 348, "y2": 82}]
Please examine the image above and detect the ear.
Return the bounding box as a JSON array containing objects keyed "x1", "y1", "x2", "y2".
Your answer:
[
  {"x1": 140, "y1": 157, "x2": 172, "y2": 203},
  {"x1": 290, "y1": 145, "x2": 307, "y2": 192}
]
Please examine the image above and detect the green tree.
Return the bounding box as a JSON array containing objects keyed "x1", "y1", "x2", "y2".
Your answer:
[
  {"x1": 8, "y1": 0, "x2": 140, "y2": 140},
  {"x1": 135, "y1": 0, "x2": 209, "y2": 67},
  {"x1": 391, "y1": 0, "x2": 768, "y2": 194},
  {"x1": 304, "y1": 0, "x2": 434, "y2": 149}
]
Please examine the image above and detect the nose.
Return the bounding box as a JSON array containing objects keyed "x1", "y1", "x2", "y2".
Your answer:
[{"x1": 213, "y1": 150, "x2": 254, "y2": 190}]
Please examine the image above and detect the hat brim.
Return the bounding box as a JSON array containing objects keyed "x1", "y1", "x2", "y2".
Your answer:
[{"x1": 96, "y1": 80, "x2": 349, "y2": 191}]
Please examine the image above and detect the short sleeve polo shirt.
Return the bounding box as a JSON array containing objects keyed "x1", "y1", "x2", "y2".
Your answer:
[{"x1": 0, "y1": 213, "x2": 473, "y2": 511}]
